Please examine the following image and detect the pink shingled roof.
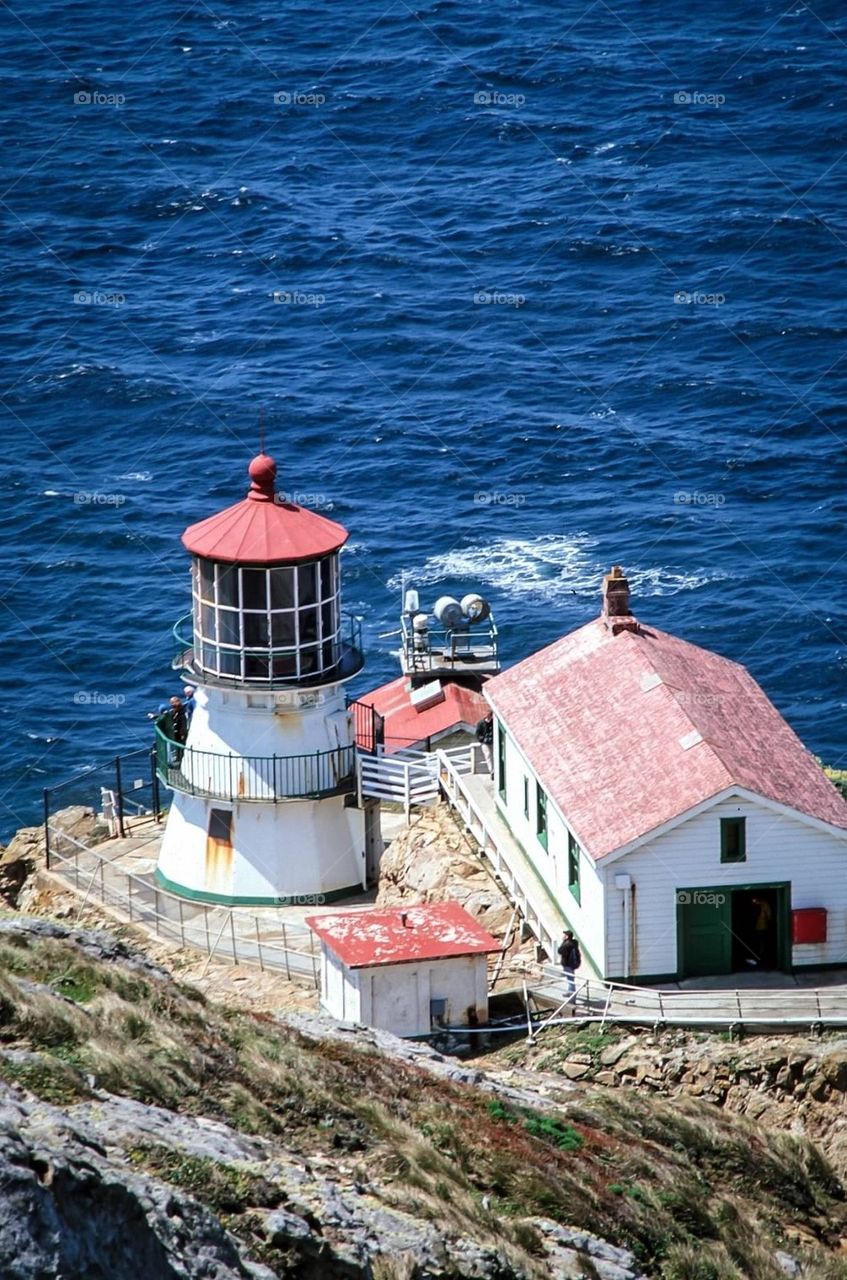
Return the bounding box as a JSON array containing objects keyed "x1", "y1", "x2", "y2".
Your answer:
[
  {"x1": 485, "y1": 617, "x2": 847, "y2": 861},
  {"x1": 358, "y1": 676, "x2": 489, "y2": 753},
  {"x1": 305, "y1": 903, "x2": 499, "y2": 968}
]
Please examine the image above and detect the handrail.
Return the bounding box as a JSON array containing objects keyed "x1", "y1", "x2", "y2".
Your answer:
[
  {"x1": 437, "y1": 749, "x2": 564, "y2": 962},
  {"x1": 45, "y1": 824, "x2": 320, "y2": 985},
  {"x1": 154, "y1": 726, "x2": 355, "y2": 802}
]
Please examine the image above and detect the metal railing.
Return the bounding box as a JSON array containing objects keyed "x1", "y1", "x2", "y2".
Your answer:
[
  {"x1": 532, "y1": 969, "x2": 847, "y2": 1031},
  {"x1": 44, "y1": 746, "x2": 161, "y2": 857},
  {"x1": 172, "y1": 611, "x2": 364, "y2": 687},
  {"x1": 400, "y1": 613, "x2": 498, "y2": 674},
  {"x1": 46, "y1": 825, "x2": 320, "y2": 984},
  {"x1": 155, "y1": 727, "x2": 356, "y2": 802}
]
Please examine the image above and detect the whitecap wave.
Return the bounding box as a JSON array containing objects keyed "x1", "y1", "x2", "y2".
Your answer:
[{"x1": 388, "y1": 534, "x2": 726, "y2": 605}]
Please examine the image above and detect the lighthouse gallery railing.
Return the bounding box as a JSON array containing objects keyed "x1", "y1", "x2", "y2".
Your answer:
[{"x1": 154, "y1": 728, "x2": 356, "y2": 802}]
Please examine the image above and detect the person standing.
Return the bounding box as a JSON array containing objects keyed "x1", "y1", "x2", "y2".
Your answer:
[
  {"x1": 168, "y1": 696, "x2": 188, "y2": 765},
  {"x1": 182, "y1": 685, "x2": 196, "y2": 724},
  {"x1": 557, "y1": 929, "x2": 581, "y2": 1000}
]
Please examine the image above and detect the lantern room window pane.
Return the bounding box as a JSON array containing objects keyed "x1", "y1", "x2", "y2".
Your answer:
[
  {"x1": 218, "y1": 609, "x2": 240, "y2": 647},
  {"x1": 298, "y1": 564, "x2": 317, "y2": 606},
  {"x1": 198, "y1": 559, "x2": 215, "y2": 600},
  {"x1": 269, "y1": 566, "x2": 295, "y2": 610},
  {"x1": 219, "y1": 648, "x2": 241, "y2": 676},
  {"x1": 300, "y1": 606, "x2": 319, "y2": 644},
  {"x1": 321, "y1": 601, "x2": 335, "y2": 641},
  {"x1": 271, "y1": 612, "x2": 296, "y2": 647},
  {"x1": 243, "y1": 612, "x2": 268, "y2": 647},
  {"x1": 300, "y1": 647, "x2": 319, "y2": 674},
  {"x1": 200, "y1": 602, "x2": 217, "y2": 640},
  {"x1": 241, "y1": 568, "x2": 267, "y2": 610},
  {"x1": 217, "y1": 565, "x2": 238, "y2": 608},
  {"x1": 320, "y1": 557, "x2": 333, "y2": 598}
]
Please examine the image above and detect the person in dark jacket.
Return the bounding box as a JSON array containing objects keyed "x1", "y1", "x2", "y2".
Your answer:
[
  {"x1": 557, "y1": 929, "x2": 581, "y2": 999},
  {"x1": 168, "y1": 696, "x2": 188, "y2": 763}
]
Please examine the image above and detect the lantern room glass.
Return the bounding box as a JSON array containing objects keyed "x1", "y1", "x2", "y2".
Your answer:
[{"x1": 191, "y1": 555, "x2": 341, "y2": 684}]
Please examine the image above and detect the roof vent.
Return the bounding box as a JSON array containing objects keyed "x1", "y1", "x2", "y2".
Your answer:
[
  {"x1": 400, "y1": 912, "x2": 409, "y2": 928},
  {"x1": 679, "y1": 730, "x2": 703, "y2": 750},
  {"x1": 640, "y1": 672, "x2": 662, "y2": 692}
]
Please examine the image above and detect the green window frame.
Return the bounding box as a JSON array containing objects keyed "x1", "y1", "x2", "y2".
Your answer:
[
  {"x1": 522, "y1": 776, "x2": 530, "y2": 819},
  {"x1": 496, "y1": 721, "x2": 507, "y2": 799},
  {"x1": 567, "y1": 831, "x2": 581, "y2": 903},
  {"x1": 720, "y1": 816, "x2": 746, "y2": 863},
  {"x1": 536, "y1": 782, "x2": 548, "y2": 850}
]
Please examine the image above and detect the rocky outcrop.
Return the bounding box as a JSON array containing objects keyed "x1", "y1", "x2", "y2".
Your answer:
[
  {"x1": 377, "y1": 804, "x2": 533, "y2": 967},
  {"x1": 522, "y1": 1026, "x2": 847, "y2": 1178},
  {"x1": 0, "y1": 806, "x2": 101, "y2": 910},
  {"x1": 0, "y1": 1082, "x2": 645, "y2": 1280}
]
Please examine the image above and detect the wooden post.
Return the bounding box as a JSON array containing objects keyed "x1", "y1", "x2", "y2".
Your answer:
[{"x1": 255, "y1": 917, "x2": 264, "y2": 971}]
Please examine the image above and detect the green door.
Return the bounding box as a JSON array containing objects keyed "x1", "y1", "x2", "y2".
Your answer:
[{"x1": 677, "y1": 890, "x2": 732, "y2": 977}]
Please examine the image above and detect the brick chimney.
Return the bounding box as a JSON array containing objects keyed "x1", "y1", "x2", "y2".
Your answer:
[{"x1": 602, "y1": 566, "x2": 640, "y2": 635}]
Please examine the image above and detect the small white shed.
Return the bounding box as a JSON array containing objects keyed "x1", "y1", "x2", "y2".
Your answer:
[{"x1": 306, "y1": 903, "x2": 499, "y2": 1038}]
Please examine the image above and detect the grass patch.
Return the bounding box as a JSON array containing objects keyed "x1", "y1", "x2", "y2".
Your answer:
[{"x1": 487, "y1": 1098, "x2": 584, "y2": 1151}]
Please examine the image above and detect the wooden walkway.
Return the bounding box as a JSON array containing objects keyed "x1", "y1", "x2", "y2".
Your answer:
[{"x1": 529, "y1": 969, "x2": 847, "y2": 1030}]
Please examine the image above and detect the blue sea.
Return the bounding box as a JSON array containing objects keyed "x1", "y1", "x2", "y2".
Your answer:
[{"x1": 1, "y1": 0, "x2": 846, "y2": 840}]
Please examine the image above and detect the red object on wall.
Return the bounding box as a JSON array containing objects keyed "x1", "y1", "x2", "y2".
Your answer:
[{"x1": 792, "y1": 908, "x2": 827, "y2": 945}]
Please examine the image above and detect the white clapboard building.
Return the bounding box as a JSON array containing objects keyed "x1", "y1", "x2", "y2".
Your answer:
[{"x1": 484, "y1": 567, "x2": 847, "y2": 982}]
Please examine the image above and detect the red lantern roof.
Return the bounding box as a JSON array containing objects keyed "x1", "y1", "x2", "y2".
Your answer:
[{"x1": 182, "y1": 453, "x2": 348, "y2": 565}]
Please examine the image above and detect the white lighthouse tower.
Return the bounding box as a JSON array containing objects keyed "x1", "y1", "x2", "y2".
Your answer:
[{"x1": 155, "y1": 451, "x2": 372, "y2": 905}]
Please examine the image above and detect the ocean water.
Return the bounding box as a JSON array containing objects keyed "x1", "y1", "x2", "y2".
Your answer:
[{"x1": 1, "y1": 0, "x2": 846, "y2": 839}]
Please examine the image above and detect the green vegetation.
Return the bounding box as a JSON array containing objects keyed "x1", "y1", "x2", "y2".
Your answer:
[
  {"x1": 487, "y1": 1098, "x2": 584, "y2": 1151},
  {"x1": 0, "y1": 919, "x2": 846, "y2": 1277}
]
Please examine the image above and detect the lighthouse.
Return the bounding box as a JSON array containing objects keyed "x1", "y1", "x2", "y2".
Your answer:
[{"x1": 154, "y1": 452, "x2": 375, "y2": 905}]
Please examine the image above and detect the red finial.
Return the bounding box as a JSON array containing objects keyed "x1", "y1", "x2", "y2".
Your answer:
[{"x1": 247, "y1": 452, "x2": 276, "y2": 503}]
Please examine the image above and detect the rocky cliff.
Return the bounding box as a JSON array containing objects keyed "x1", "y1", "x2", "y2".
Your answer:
[{"x1": 0, "y1": 914, "x2": 846, "y2": 1278}]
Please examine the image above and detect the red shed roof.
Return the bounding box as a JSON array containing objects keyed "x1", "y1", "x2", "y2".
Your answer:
[
  {"x1": 305, "y1": 903, "x2": 499, "y2": 968},
  {"x1": 357, "y1": 675, "x2": 489, "y2": 753},
  {"x1": 485, "y1": 615, "x2": 847, "y2": 861},
  {"x1": 182, "y1": 453, "x2": 348, "y2": 564}
]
